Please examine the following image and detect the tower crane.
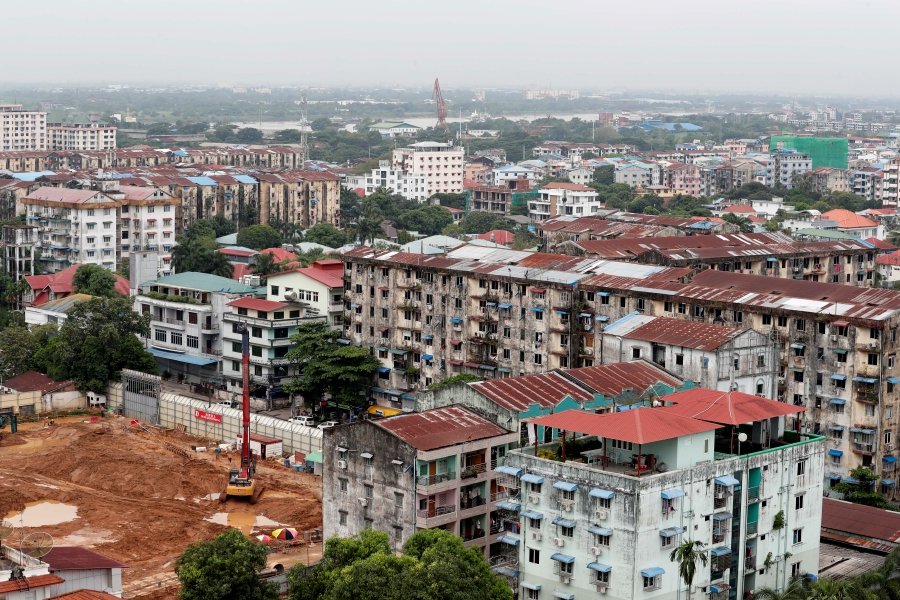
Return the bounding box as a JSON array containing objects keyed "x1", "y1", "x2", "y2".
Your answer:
[{"x1": 433, "y1": 78, "x2": 448, "y2": 131}]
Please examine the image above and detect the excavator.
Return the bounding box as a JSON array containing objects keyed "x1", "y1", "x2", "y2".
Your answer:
[{"x1": 224, "y1": 324, "x2": 261, "y2": 502}]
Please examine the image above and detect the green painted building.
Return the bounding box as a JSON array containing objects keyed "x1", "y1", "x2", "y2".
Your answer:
[{"x1": 770, "y1": 136, "x2": 848, "y2": 169}]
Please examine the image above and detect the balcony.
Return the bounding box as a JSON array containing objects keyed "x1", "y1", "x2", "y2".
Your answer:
[
  {"x1": 416, "y1": 471, "x2": 456, "y2": 487},
  {"x1": 852, "y1": 442, "x2": 875, "y2": 455},
  {"x1": 745, "y1": 555, "x2": 757, "y2": 570},
  {"x1": 746, "y1": 520, "x2": 758, "y2": 536},
  {"x1": 747, "y1": 485, "x2": 760, "y2": 501},
  {"x1": 416, "y1": 504, "x2": 457, "y2": 527},
  {"x1": 461, "y1": 462, "x2": 488, "y2": 480}
]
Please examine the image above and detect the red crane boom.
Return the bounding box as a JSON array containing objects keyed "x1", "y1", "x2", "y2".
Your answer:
[{"x1": 433, "y1": 78, "x2": 448, "y2": 131}]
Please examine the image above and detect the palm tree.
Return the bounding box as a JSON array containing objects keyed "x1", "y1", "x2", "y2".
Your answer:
[
  {"x1": 253, "y1": 253, "x2": 286, "y2": 277},
  {"x1": 670, "y1": 539, "x2": 708, "y2": 600},
  {"x1": 208, "y1": 252, "x2": 234, "y2": 279},
  {"x1": 806, "y1": 578, "x2": 867, "y2": 599},
  {"x1": 755, "y1": 579, "x2": 810, "y2": 600},
  {"x1": 887, "y1": 229, "x2": 900, "y2": 248}
]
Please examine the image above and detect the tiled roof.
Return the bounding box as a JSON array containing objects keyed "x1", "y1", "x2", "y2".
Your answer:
[
  {"x1": 45, "y1": 546, "x2": 126, "y2": 570},
  {"x1": 822, "y1": 209, "x2": 879, "y2": 229},
  {"x1": 720, "y1": 203, "x2": 755, "y2": 214},
  {"x1": 228, "y1": 297, "x2": 288, "y2": 311},
  {"x1": 877, "y1": 253, "x2": 900, "y2": 267},
  {"x1": 260, "y1": 247, "x2": 299, "y2": 264},
  {"x1": 470, "y1": 372, "x2": 593, "y2": 412},
  {"x1": 24, "y1": 265, "x2": 129, "y2": 305},
  {"x1": 540, "y1": 182, "x2": 595, "y2": 191},
  {"x1": 822, "y1": 497, "x2": 900, "y2": 544},
  {"x1": 3, "y1": 370, "x2": 71, "y2": 393},
  {"x1": 374, "y1": 406, "x2": 508, "y2": 451},
  {"x1": 527, "y1": 407, "x2": 721, "y2": 445},
  {"x1": 24, "y1": 187, "x2": 109, "y2": 204},
  {"x1": 614, "y1": 316, "x2": 742, "y2": 351},
  {"x1": 866, "y1": 237, "x2": 897, "y2": 250},
  {"x1": 476, "y1": 230, "x2": 514, "y2": 245},
  {"x1": 48, "y1": 591, "x2": 122, "y2": 600},
  {"x1": 659, "y1": 388, "x2": 804, "y2": 425},
  {"x1": 0, "y1": 574, "x2": 65, "y2": 594}
]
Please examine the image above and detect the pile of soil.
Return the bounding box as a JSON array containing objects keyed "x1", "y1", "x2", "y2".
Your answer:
[{"x1": 0, "y1": 417, "x2": 322, "y2": 591}]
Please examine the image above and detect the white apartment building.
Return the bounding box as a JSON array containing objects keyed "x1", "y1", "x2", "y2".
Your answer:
[
  {"x1": 0, "y1": 104, "x2": 47, "y2": 151},
  {"x1": 493, "y1": 165, "x2": 539, "y2": 188},
  {"x1": 113, "y1": 185, "x2": 177, "y2": 265},
  {"x1": 357, "y1": 160, "x2": 428, "y2": 202},
  {"x1": 501, "y1": 394, "x2": 823, "y2": 600},
  {"x1": 47, "y1": 122, "x2": 117, "y2": 151},
  {"x1": 392, "y1": 141, "x2": 464, "y2": 197},
  {"x1": 23, "y1": 187, "x2": 120, "y2": 272},
  {"x1": 765, "y1": 150, "x2": 812, "y2": 189},
  {"x1": 530, "y1": 183, "x2": 602, "y2": 221},
  {"x1": 265, "y1": 259, "x2": 345, "y2": 329},
  {"x1": 882, "y1": 158, "x2": 900, "y2": 207},
  {"x1": 221, "y1": 297, "x2": 324, "y2": 397},
  {"x1": 614, "y1": 162, "x2": 657, "y2": 189},
  {"x1": 135, "y1": 272, "x2": 259, "y2": 383},
  {"x1": 599, "y1": 314, "x2": 777, "y2": 397}
]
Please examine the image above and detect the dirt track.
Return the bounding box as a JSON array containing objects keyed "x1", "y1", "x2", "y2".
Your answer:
[{"x1": 0, "y1": 416, "x2": 323, "y2": 597}]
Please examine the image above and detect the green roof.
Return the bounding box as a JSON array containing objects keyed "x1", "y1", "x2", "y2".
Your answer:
[
  {"x1": 369, "y1": 121, "x2": 420, "y2": 130},
  {"x1": 795, "y1": 228, "x2": 857, "y2": 240},
  {"x1": 146, "y1": 272, "x2": 259, "y2": 294},
  {"x1": 770, "y1": 136, "x2": 848, "y2": 169}
]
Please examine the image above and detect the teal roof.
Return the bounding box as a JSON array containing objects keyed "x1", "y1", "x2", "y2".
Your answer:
[
  {"x1": 795, "y1": 228, "x2": 857, "y2": 240},
  {"x1": 147, "y1": 272, "x2": 259, "y2": 294},
  {"x1": 369, "y1": 121, "x2": 419, "y2": 130}
]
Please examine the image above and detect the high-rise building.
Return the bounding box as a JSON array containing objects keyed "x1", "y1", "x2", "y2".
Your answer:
[
  {"x1": 0, "y1": 104, "x2": 47, "y2": 151},
  {"x1": 47, "y1": 122, "x2": 117, "y2": 151},
  {"x1": 391, "y1": 142, "x2": 464, "y2": 199}
]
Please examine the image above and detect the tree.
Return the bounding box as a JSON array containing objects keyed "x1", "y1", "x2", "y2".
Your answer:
[
  {"x1": 176, "y1": 529, "x2": 278, "y2": 600},
  {"x1": 303, "y1": 223, "x2": 349, "y2": 248},
  {"x1": 340, "y1": 187, "x2": 362, "y2": 228},
  {"x1": 51, "y1": 296, "x2": 157, "y2": 391},
  {"x1": 237, "y1": 224, "x2": 283, "y2": 250},
  {"x1": 284, "y1": 321, "x2": 381, "y2": 410},
  {"x1": 754, "y1": 579, "x2": 810, "y2": 600},
  {"x1": 253, "y1": 253, "x2": 289, "y2": 277},
  {"x1": 723, "y1": 213, "x2": 753, "y2": 232},
  {"x1": 171, "y1": 234, "x2": 233, "y2": 278},
  {"x1": 431, "y1": 193, "x2": 466, "y2": 210},
  {"x1": 669, "y1": 539, "x2": 708, "y2": 600},
  {"x1": 395, "y1": 205, "x2": 453, "y2": 236},
  {"x1": 0, "y1": 325, "x2": 57, "y2": 380},
  {"x1": 458, "y1": 211, "x2": 513, "y2": 235},
  {"x1": 73, "y1": 264, "x2": 118, "y2": 297},
  {"x1": 235, "y1": 127, "x2": 264, "y2": 144},
  {"x1": 116, "y1": 258, "x2": 130, "y2": 278},
  {"x1": 593, "y1": 165, "x2": 615, "y2": 185},
  {"x1": 832, "y1": 466, "x2": 889, "y2": 508},
  {"x1": 355, "y1": 197, "x2": 384, "y2": 244},
  {"x1": 274, "y1": 129, "x2": 303, "y2": 143}
]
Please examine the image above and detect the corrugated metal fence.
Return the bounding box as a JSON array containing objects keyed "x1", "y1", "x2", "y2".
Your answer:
[{"x1": 106, "y1": 383, "x2": 322, "y2": 456}]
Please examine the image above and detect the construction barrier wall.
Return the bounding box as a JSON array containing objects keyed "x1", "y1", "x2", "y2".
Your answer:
[{"x1": 106, "y1": 383, "x2": 322, "y2": 457}]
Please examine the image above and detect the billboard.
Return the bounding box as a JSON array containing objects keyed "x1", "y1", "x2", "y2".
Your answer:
[{"x1": 194, "y1": 409, "x2": 223, "y2": 424}]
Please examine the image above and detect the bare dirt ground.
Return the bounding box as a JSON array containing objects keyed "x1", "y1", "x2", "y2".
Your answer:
[{"x1": 0, "y1": 415, "x2": 323, "y2": 599}]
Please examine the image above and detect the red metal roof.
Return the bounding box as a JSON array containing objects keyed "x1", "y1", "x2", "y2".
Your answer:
[
  {"x1": 471, "y1": 372, "x2": 593, "y2": 412},
  {"x1": 48, "y1": 591, "x2": 121, "y2": 600},
  {"x1": 45, "y1": 547, "x2": 126, "y2": 570},
  {"x1": 821, "y1": 497, "x2": 900, "y2": 545},
  {"x1": 528, "y1": 408, "x2": 721, "y2": 444},
  {"x1": 822, "y1": 209, "x2": 878, "y2": 229},
  {"x1": 562, "y1": 360, "x2": 682, "y2": 398},
  {"x1": 219, "y1": 247, "x2": 256, "y2": 258},
  {"x1": 0, "y1": 574, "x2": 65, "y2": 594},
  {"x1": 540, "y1": 182, "x2": 594, "y2": 191},
  {"x1": 374, "y1": 406, "x2": 508, "y2": 451},
  {"x1": 228, "y1": 297, "x2": 288, "y2": 311},
  {"x1": 260, "y1": 247, "x2": 299, "y2": 264},
  {"x1": 620, "y1": 317, "x2": 742, "y2": 351},
  {"x1": 867, "y1": 237, "x2": 897, "y2": 250},
  {"x1": 24, "y1": 264, "x2": 129, "y2": 306},
  {"x1": 659, "y1": 388, "x2": 804, "y2": 425},
  {"x1": 3, "y1": 370, "x2": 70, "y2": 393},
  {"x1": 249, "y1": 433, "x2": 282, "y2": 444}
]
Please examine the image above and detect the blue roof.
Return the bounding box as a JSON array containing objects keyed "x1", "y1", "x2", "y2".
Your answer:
[
  {"x1": 550, "y1": 553, "x2": 576, "y2": 564},
  {"x1": 884, "y1": 455, "x2": 897, "y2": 463},
  {"x1": 710, "y1": 547, "x2": 731, "y2": 557},
  {"x1": 172, "y1": 150, "x2": 190, "y2": 157},
  {"x1": 589, "y1": 488, "x2": 615, "y2": 500},
  {"x1": 587, "y1": 562, "x2": 612, "y2": 573},
  {"x1": 553, "y1": 481, "x2": 578, "y2": 492},
  {"x1": 496, "y1": 501, "x2": 520, "y2": 512},
  {"x1": 149, "y1": 347, "x2": 218, "y2": 366},
  {"x1": 234, "y1": 174, "x2": 257, "y2": 184},
  {"x1": 688, "y1": 221, "x2": 715, "y2": 230},
  {"x1": 498, "y1": 534, "x2": 520, "y2": 546},
  {"x1": 521, "y1": 473, "x2": 544, "y2": 484},
  {"x1": 659, "y1": 527, "x2": 684, "y2": 537},
  {"x1": 587, "y1": 525, "x2": 612, "y2": 536},
  {"x1": 661, "y1": 488, "x2": 684, "y2": 500},
  {"x1": 521, "y1": 509, "x2": 543, "y2": 520},
  {"x1": 828, "y1": 449, "x2": 843, "y2": 457},
  {"x1": 186, "y1": 176, "x2": 218, "y2": 186},
  {"x1": 641, "y1": 567, "x2": 665, "y2": 578},
  {"x1": 853, "y1": 376, "x2": 878, "y2": 384},
  {"x1": 12, "y1": 171, "x2": 55, "y2": 181},
  {"x1": 830, "y1": 398, "x2": 846, "y2": 405},
  {"x1": 715, "y1": 475, "x2": 740, "y2": 487},
  {"x1": 552, "y1": 516, "x2": 576, "y2": 528}
]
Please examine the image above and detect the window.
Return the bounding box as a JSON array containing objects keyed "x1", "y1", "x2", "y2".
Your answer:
[
  {"x1": 338, "y1": 511, "x2": 347, "y2": 526},
  {"x1": 792, "y1": 528, "x2": 803, "y2": 544},
  {"x1": 795, "y1": 494, "x2": 804, "y2": 510},
  {"x1": 186, "y1": 335, "x2": 198, "y2": 349},
  {"x1": 364, "y1": 484, "x2": 373, "y2": 499},
  {"x1": 791, "y1": 562, "x2": 802, "y2": 578},
  {"x1": 675, "y1": 354, "x2": 684, "y2": 366},
  {"x1": 632, "y1": 347, "x2": 641, "y2": 359},
  {"x1": 338, "y1": 478, "x2": 348, "y2": 494},
  {"x1": 394, "y1": 493, "x2": 404, "y2": 508},
  {"x1": 661, "y1": 533, "x2": 676, "y2": 549},
  {"x1": 154, "y1": 329, "x2": 166, "y2": 342},
  {"x1": 526, "y1": 589, "x2": 539, "y2": 600},
  {"x1": 528, "y1": 547, "x2": 540, "y2": 564},
  {"x1": 868, "y1": 353, "x2": 879, "y2": 366},
  {"x1": 643, "y1": 575, "x2": 661, "y2": 591},
  {"x1": 561, "y1": 525, "x2": 574, "y2": 538},
  {"x1": 170, "y1": 332, "x2": 183, "y2": 346},
  {"x1": 271, "y1": 285, "x2": 279, "y2": 296},
  {"x1": 762, "y1": 314, "x2": 772, "y2": 325},
  {"x1": 189, "y1": 312, "x2": 198, "y2": 324},
  {"x1": 796, "y1": 460, "x2": 807, "y2": 477}
]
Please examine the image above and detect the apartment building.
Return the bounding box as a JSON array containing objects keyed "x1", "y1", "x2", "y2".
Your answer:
[
  {"x1": 47, "y1": 122, "x2": 117, "y2": 151},
  {"x1": 353, "y1": 160, "x2": 428, "y2": 202},
  {"x1": 660, "y1": 162, "x2": 701, "y2": 196},
  {"x1": 848, "y1": 168, "x2": 883, "y2": 203},
  {"x1": 134, "y1": 272, "x2": 259, "y2": 383},
  {"x1": 265, "y1": 259, "x2": 345, "y2": 329},
  {"x1": 256, "y1": 170, "x2": 341, "y2": 229},
  {"x1": 554, "y1": 233, "x2": 880, "y2": 285},
  {"x1": 343, "y1": 245, "x2": 900, "y2": 483},
  {"x1": 820, "y1": 209, "x2": 884, "y2": 240},
  {"x1": 765, "y1": 149, "x2": 812, "y2": 189},
  {"x1": 392, "y1": 142, "x2": 464, "y2": 196},
  {"x1": 807, "y1": 167, "x2": 850, "y2": 195},
  {"x1": 2, "y1": 224, "x2": 36, "y2": 282},
  {"x1": 113, "y1": 184, "x2": 177, "y2": 265},
  {"x1": 529, "y1": 183, "x2": 602, "y2": 221},
  {"x1": 221, "y1": 297, "x2": 324, "y2": 397},
  {"x1": 613, "y1": 162, "x2": 657, "y2": 189},
  {"x1": 0, "y1": 104, "x2": 47, "y2": 151},
  {"x1": 322, "y1": 405, "x2": 519, "y2": 555},
  {"x1": 500, "y1": 394, "x2": 823, "y2": 600},
  {"x1": 598, "y1": 314, "x2": 776, "y2": 396},
  {"x1": 22, "y1": 187, "x2": 120, "y2": 272}
]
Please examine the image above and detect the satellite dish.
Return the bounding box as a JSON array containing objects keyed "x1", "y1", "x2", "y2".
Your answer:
[
  {"x1": 738, "y1": 433, "x2": 748, "y2": 443},
  {"x1": 21, "y1": 532, "x2": 54, "y2": 559}
]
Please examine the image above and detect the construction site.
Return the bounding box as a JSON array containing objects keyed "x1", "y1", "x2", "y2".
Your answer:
[{"x1": 0, "y1": 414, "x2": 323, "y2": 599}]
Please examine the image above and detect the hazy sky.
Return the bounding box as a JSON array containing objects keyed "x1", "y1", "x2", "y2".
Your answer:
[{"x1": 4, "y1": 0, "x2": 898, "y2": 96}]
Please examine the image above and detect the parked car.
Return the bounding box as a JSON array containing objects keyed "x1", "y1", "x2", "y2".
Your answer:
[
  {"x1": 317, "y1": 421, "x2": 338, "y2": 430},
  {"x1": 288, "y1": 415, "x2": 315, "y2": 427}
]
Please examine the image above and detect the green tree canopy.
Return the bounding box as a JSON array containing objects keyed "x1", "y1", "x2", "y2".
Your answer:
[
  {"x1": 287, "y1": 529, "x2": 512, "y2": 600},
  {"x1": 303, "y1": 223, "x2": 349, "y2": 248},
  {"x1": 73, "y1": 264, "x2": 118, "y2": 297},
  {"x1": 395, "y1": 205, "x2": 453, "y2": 236},
  {"x1": 237, "y1": 224, "x2": 283, "y2": 250},
  {"x1": 284, "y1": 321, "x2": 381, "y2": 409},
  {"x1": 50, "y1": 296, "x2": 157, "y2": 391},
  {"x1": 171, "y1": 233, "x2": 233, "y2": 278},
  {"x1": 0, "y1": 324, "x2": 57, "y2": 380},
  {"x1": 176, "y1": 529, "x2": 278, "y2": 600},
  {"x1": 235, "y1": 127, "x2": 264, "y2": 144},
  {"x1": 274, "y1": 129, "x2": 302, "y2": 143},
  {"x1": 458, "y1": 211, "x2": 513, "y2": 235}
]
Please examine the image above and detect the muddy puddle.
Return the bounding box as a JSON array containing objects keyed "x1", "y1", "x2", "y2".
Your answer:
[
  {"x1": 5, "y1": 500, "x2": 79, "y2": 527},
  {"x1": 205, "y1": 512, "x2": 283, "y2": 535}
]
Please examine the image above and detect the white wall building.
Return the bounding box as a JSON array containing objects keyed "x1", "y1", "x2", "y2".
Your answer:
[
  {"x1": 530, "y1": 183, "x2": 602, "y2": 221},
  {"x1": 502, "y1": 394, "x2": 824, "y2": 600},
  {"x1": 23, "y1": 187, "x2": 120, "y2": 272},
  {"x1": 599, "y1": 314, "x2": 777, "y2": 398},
  {"x1": 48, "y1": 122, "x2": 117, "y2": 151},
  {"x1": 493, "y1": 165, "x2": 538, "y2": 188},
  {"x1": 113, "y1": 184, "x2": 177, "y2": 265},
  {"x1": 0, "y1": 104, "x2": 47, "y2": 151},
  {"x1": 358, "y1": 160, "x2": 428, "y2": 202},
  {"x1": 265, "y1": 259, "x2": 345, "y2": 329},
  {"x1": 614, "y1": 163, "x2": 656, "y2": 189},
  {"x1": 765, "y1": 150, "x2": 812, "y2": 189},
  {"x1": 392, "y1": 141, "x2": 464, "y2": 197}
]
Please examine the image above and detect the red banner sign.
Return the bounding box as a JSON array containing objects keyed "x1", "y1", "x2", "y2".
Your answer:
[{"x1": 194, "y1": 409, "x2": 222, "y2": 424}]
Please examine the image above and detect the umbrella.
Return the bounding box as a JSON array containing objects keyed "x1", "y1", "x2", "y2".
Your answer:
[
  {"x1": 271, "y1": 528, "x2": 298, "y2": 540},
  {"x1": 255, "y1": 534, "x2": 273, "y2": 543}
]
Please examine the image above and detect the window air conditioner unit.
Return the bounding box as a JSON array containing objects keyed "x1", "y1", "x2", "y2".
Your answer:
[
  {"x1": 595, "y1": 508, "x2": 609, "y2": 520},
  {"x1": 337, "y1": 460, "x2": 347, "y2": 469},
  {"x1": 591, "y1": 546, "x2": 603, "y2": 557},
  {"x1": 532, "y1": 532, "x2": 542, "y2": 542},
  {"x1": 553, "y1": 537, "x2": 565, "y2": 548},
  {"x1": 358, "y1": 497, "x2": 369, "y2": 507}
]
